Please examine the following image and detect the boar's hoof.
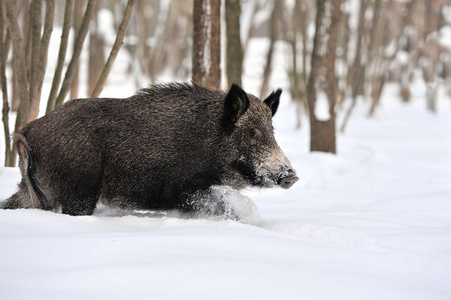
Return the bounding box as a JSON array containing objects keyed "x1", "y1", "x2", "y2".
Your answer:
[{"x1": 279, "y1": 176, "x2": 299, "y2": 189}]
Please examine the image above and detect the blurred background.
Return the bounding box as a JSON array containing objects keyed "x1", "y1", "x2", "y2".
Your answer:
[{"x1": 1, "y1": 0, "x2": 451, "y2": 166}]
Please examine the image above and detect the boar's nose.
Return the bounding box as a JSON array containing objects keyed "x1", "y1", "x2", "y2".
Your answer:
[
  {"x1": 279, "y1": 169, "x2": 299, "y2": 189},
  {"x1": 279, "y1": 176, "x2": 299, "y2": 189}
]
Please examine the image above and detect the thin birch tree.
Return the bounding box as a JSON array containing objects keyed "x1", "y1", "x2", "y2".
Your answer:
[
  {"x1": 192, "y1": 0, "x2": 221, "y2": 89},
  {"x1": 2, "y1": 0, "x2": 131, "y2": 166},
  {"x1": 307, "y1": 0, "x2": 342, "y2": 153},
  {"x1": 225, "y1": 0, "x2": 243, "y2": 87}
]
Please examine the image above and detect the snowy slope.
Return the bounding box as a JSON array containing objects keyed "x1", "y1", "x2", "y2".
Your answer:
[
  {"x1": 1, "y1": 34, "x2": 451, "y2": 299},
  {"x1": 1, "y1": 88, "x2": 450, "y2": 299}
]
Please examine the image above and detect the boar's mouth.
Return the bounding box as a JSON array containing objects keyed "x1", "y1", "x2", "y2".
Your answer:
[
  {"x1": 255, "y1": 172, "x2": 299, "y2": 189},
  {"x1": 277, "y1": 174, "x2": 299, "y2": 189},
  {"x1": 231, "y1": 160, "x2": 261, "y2": 186},
  {"x1": 231, "y1": 160, "x2": 298, "y2": 189}
]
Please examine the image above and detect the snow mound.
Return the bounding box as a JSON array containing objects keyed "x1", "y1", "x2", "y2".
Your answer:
[{"x1": 168, "y1": 186, "x2": 261, "y2": 224}]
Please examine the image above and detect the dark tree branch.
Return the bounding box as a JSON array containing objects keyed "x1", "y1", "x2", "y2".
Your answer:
[
  {"x1": 192, "y1": 0, "x2": 221, "y2": 90},
  {"x1": 225, "y1": 0, "x2": 243, "y2": 87},
  {"x1": 28, "y1": 0, "x2": 55, "y2": 122},
  {"x1": 28, "y1": 0, "x2": 43, "y2": 115},
  {"x1": 1, "y1": 1, "x2": 13, "y2": 166},
  {"x1": 91, "y1": 0, "x2": 134, "y2": 98},
  {"x1": 5, "y1": 0, "x2": 30, "y2": 128},
  {"x1": 46, "y1": 0, "x2": 73, "y2": 113},
  {"x1": 55, "y1": 0, "x2": 97, "y2": 108}
]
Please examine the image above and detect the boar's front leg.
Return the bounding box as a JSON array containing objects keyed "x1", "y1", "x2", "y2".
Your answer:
[{"x1": 176, "y1": 188, "x2": 239, "y2": 220}]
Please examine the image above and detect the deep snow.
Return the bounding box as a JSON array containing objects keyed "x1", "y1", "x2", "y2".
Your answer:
[{"x1": 1, "y1": 34, "x2": 451, "y2": 299}]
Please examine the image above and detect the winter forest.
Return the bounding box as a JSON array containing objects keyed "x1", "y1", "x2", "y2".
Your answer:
[{"x1": 1, "y1": 0, "x2": 451, "y2": 299}]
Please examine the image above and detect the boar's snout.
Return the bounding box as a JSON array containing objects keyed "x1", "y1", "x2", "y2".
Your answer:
[
  {"x1": 279, "y1": 176, "x2": 299, "y2": 189},
  {"x1": 278, "y1": 169, "x2": 299, "y2": 189}
]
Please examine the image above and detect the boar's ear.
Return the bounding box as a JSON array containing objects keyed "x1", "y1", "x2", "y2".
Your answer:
[
  {"x1": 264, "y1": 89, "x2": 282, "y2": 117},
  {"x1": 224, "y1": 84, "x2": 250, "y2": 123}
]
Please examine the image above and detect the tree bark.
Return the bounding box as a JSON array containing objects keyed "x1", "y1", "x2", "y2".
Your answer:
[
  {"x1": 5, "y1": 0, "x2": 30, "y2": 128},
  {"x1": 340, "y1": 0, "x2": 368, "y2": 133},
  {"x1": 423, "y1": 1, "x2": 442, "y2": 113},
  {"x1": 289, "y1": 0, "x2": 309, "y2": 129},
  {"x1": 148, "y1": 0, "x2": 176, "y2": 83},
  {"x1": 28, "y1": 0, "x2": 55, "y2": 122},
  {"x1": 91, "y1": 0, "x2": 134, "y2": 97},
  {"x1": 398, "y1": 0, "x2": 418, "y2": 103},
  {"x1": 307, "y1": 0, "x2": 341, "y2": 154},
  {"x1": 259, "y1": 0, "x2": 281, "y2": 99},
  {"x1": 225, "y1": 0, "x2": 243, "y2": 87},
  {"x1": 70, "y1": 0, "x2": 85, "y2": 100},
  {"x1": 55, "y1": 0, "x2": 97, "y2": 108},
  {"x1": 1, "y1": 1, "x2": 12, "y2": 166},
  {"x1": 46, "y1": 0, "x2": 73, "y2": 113},
  {"x1": 88, "y1": 20, "x2": 105, "y2": 96},
  {"x1": 28, "y1": 0, "x2": 42, "y2": 114},
  {"x1": 192, "y1": 0, "x2": 221, "y2": 90}
]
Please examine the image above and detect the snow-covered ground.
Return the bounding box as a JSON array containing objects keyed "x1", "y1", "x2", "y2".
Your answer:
[{"x1": 1, "y1": 34, "x2": 451, "y2": 299}]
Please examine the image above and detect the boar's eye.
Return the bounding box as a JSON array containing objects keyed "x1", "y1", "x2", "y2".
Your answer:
[{"x1": 249, "y1": 128, "x2": 262, "y2": 143}]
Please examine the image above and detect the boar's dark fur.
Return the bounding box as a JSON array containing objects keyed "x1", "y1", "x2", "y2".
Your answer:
[{"x1": 2, "y1": 83, "x2": 297, "y2": 217}]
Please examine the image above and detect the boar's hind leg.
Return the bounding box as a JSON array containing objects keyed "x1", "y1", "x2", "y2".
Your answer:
[
  {"x1": 56, "y1": 175, "x2": 101, "y2": 216},
  {"x1": 2, "y1": 180, "x2": 29, "y2": 209},
  {"x1": 56, "y1": 167, "x2": 101, "y2": 216},
  {"x1": 4, "y1": 133, "x2": 49, "y2": 210},
  {"x1": 58, "y1": 179, "x2": 100, "y2": 216},
  {"x1": 60, "y1": 193, "x2": 98, "y2": 216}
]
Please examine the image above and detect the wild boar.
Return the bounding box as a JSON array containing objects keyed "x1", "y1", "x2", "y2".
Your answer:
[{"x1": 2, "y1": 83, "x2": 298, "y2": 217}]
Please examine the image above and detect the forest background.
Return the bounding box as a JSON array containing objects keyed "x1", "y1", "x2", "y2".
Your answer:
[{"x1": 1, "y1": 0, "x2": 451, "y2": 166}]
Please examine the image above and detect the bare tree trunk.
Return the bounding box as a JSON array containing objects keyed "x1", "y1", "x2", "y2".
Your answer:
[
  {"x1": 28, "y1": 0, "x2": 55, "y2": 122},
  {"x1": 368, "y1": 67, "x2": 387, "y2": 117},
  {"x1": 300, "y1": 0, "x2": 313, "y2": 115},
  {"x1": 289, "y1": 0, "x2": 301, "y2": 128},
  {"x1": 340, "y1": 0, "x2": 368, "y2": 133},
  {"x1": 70, "y1": 0, "x2": 85, "y2": 100},
  {"x1": 242, "y1": 1, "x2": 260, "y2": 55},
  {"x1": 55, "y1": 0, "x2": 97, "y2": 108},
  {"x1": 170, "y1": 5, "x2": 192, "y2": 79},
  {"x1": 5, "y1": 0, "x2": 33, "y2": 166},
  {"x1": 260, "y1": 0, "x2": 281, "y2": 99},
  {"x1": 88, "y1": 2, "x2": 104, "y2": 95},
  {"x1": 131, "y1": 0, "x2": 158, "y2": 84},
  {"x1": 11, "y1": 66, "x2": 19, "y2": 111},
  {"x1": 288, "y1": 0, "x2": 309, "y2": 129},
  {"x1": 46, "y1": 0, "x2": 73, "y2": 114},
  {"x1": 365, "y1": 0, "x2": 384, "y2": 106},
  {"x1": 91, "y1": 0, "x2": 134, "y2": 97},
  {"x1": 225, "y1": 0, "x2": 242, "y2": 87},
  {"x1": 10, "y1": 0, "x2": 30, "y2": 112},
  {"x1": 399, "y1": 0, "x2": 418, "y2": 103},
  {"x1": 148, "y1": 1, "x2": 176, "y2": 83},
  {"x1": 192, "y1": 0, "x2": 221, "y2": 90},
  {"x1": 5, "y1": 0, "x2": 30, "y2": 128},
  {"x1": 164, "y1": 2, "x2": 192, "y2": 80},
  {"x1": 308, "y1": 0, "x2": 341, "y2": 154},
  {"x1": 23, "y1": 0, "x2": 32, "y2": 69},
  {"x1": 423, "y1": 1, "x2": 441, "y2": 113},
  {"x1": 1, "y1": 1, "x2": 13, "y2": 166},
  {"x1": 367, "y1": 0, "x2": 394, "y2": 116},
  {"x1": 28, "y1": 0, "x2": 43, "y2": 117}
]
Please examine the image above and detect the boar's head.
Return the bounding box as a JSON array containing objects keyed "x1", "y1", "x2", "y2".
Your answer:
[{"x1": 222, "y1": 84, "x2": 298, "y2": 190}]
